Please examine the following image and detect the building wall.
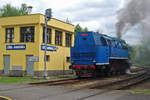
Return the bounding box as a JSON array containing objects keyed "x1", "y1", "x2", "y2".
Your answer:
[
  {"x1": 0, "y1": 14, "x2": 74, "y2": 76},
  {"x1": 0, "y1": 24, "x2": 40, "y2": 72},
  {"x1": 38, "y1": 27, "x2": 72, "y2": 71},
  {"x1": 37, "y1": 15, "x2": 74, "y2": 71}
]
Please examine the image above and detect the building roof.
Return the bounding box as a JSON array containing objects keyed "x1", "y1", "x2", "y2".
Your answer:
[
  {"x1": 0, "y1": 14, "x2": 74, "y2": 32},
  {"x1": 0, "y1": 13, "x2": 74, "y2": 26}
]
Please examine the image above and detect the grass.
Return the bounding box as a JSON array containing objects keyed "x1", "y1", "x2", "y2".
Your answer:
[
  {"x1": 0, "y1": 77, "x2": 43, "y2": 83},
  {"x1": 132, "y1": 90, "x2": 150, "y2": 95},
  {"x1": 0, "y1": 74, "x2": 76, "y2": 83}
]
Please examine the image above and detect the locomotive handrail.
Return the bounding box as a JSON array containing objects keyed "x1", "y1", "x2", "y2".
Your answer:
[{"x1": 72, "y1": 59, "x2": 93, "y2": 61}]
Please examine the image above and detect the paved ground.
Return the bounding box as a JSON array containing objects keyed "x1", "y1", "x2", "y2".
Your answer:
[{"x1": 0, "y1": 83, "x2": 150, "y2": 100}]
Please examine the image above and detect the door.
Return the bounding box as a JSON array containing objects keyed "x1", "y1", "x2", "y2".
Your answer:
[
  {"x1": 95, "y1": 37, "x2": 109, "y2": 64},
  {"x1": 26, "y1": 55, "x2": 34, "y2": 76},
  {"x1": 4, "y1": 55, "x2": 10, "y2": 74},
  {"x1": 96, "y1": 46, "x2": 109, "y2": 64}
]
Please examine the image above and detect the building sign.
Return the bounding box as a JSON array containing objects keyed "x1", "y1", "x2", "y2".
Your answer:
[
  {"x1": 12, "y1": 66, "x2": 22, "y2": 70},
  {"x1": 41, "y1": 45, "x2": 56, "y2": 51},
  {"x1": 29, "y1": 56, "x2": 39, "y2": 62},
  {"x1": 6, "y1": 44, "x2": 26, "y2": 50}
]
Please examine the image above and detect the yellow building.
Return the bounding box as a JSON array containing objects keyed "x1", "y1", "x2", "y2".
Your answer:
[{"x1": 0, "y1": 14, "x2": 74, "y2": 76}]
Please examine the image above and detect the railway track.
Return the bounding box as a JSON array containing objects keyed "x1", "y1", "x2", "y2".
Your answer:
[
  {"x1": 89, "y1": 70, "x2": 148, "y2": 89},
  {"x1": 78, "y1": 68, "x2": 150, "y2": 100},
  {"x1": 46, "y1": 78, "x2": 87, "y2": 86},
  {"x1": 30, "y1": 77, "x2": 99, "y2": 86},
  {"x1": 131, "y1": 67, "x2": 145, "y2": 73},
  {"x1": 118, "y1": 69, "x2": 150, "y2": 90},
  {"x1": 91, "y1": 72, "x2": 150, "y2": 90},
  {"x1": 29, "y1": 78, "x2": 79, "y2": 85},
  {"x1": 64, "y1": 68, "x2": 146, "y2": 89},
  {"x1": 29, "y1": 67, "x2": 149, "y2": 100},
  {"x1": 29, "y1": 69, "x2": 146, "y2": 89}
]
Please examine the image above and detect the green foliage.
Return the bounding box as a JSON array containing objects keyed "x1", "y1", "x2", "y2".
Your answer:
[
  {"x1": 74, "y1": 24, "x2": 89, "y2": 38},
  {"x1": 0, "y1": 77, "x2": 39, "y2": 83},
  {"x1": 0, "y1": 4, "x2": 20, "y2": 17},
  {"x1": 83, "y1": 27, "x2": 88, "y2": 32},
  {"x1": 19, "y1": 4, "x2": 28, "y2": 15},
  {"x1": 75, "y1": 24, "x2": 82, "y2": 33},
  {"x1": 132, "y1": 90, "x2": 150, "y2": 95},
  {"x1": 0, "y1": 75, "x2": 76, "y2": 83},
  {"x1": 75, "y1": 24, "x2": 83, "y2": 38},
  {"x1": 129, "y1": 46, "x2": 136, "y2": 63},
  {"x1": 0, "y1": 3, "x2": 28, "y2": 17},
  {"x1": 130, "y1": 40, "x2": 150, "y2": 67}
]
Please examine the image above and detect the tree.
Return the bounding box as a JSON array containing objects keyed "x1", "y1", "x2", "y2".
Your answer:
[
  {"x1": 74, "y1": 24, "x2": 83, "y2": 38},
  {"x1": 19, "y1": 4, "x2": 28, "y2": 15},
  {"x1": 0, "y1": 3, "x2": 28, "y2": 17},
  {"x1": 83, "y1": 27, "x2": 88, "y2": 32},
  {"x1": 74, "y1": 24, "x2": 89, "y2": 38},
  {"x1": 130, "y1": 40, "x2": 150, "y2": 67}
]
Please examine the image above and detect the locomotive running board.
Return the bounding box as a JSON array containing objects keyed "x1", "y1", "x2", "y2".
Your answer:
[
  {"x1": 109, "y1": 57, "x2": 128, "y2": 59},
  {"x1": 96, "y1": 63, "x2": 109, "y2": 65}
]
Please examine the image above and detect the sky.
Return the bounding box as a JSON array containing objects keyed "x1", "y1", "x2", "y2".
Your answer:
[{"x1": 0, "y1": 0, "x2": 141, "y2": 45}]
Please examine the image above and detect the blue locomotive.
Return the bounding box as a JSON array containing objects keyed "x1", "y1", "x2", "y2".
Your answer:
[{"x1": 70, "y1": 32, "x2": 132, "y2": 77}]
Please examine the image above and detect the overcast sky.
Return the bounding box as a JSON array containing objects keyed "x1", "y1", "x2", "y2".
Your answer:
[{"x1": 0, "y1": 0, "x2": 141, "y2": 45}]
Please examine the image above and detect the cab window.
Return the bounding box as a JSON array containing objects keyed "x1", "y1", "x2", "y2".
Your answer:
[
  {"x1": 101, "y1": 37, "x2": 107, "y2": 46},
  {"x1": 111, "y1": 40, "x2": 116, "y2": 47},
  {"x1": 118, "y1": 42, "x2": 122, "y2": 49},
  {"x1": 122, "y1": 42, "x2": 128, "y2": 50},
  {"x1": 108, "y1": 40, "x2": 112, "y2": 46}
]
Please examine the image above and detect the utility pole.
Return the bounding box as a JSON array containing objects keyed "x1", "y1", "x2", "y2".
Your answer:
[{"x1": 44, "y1": 8, "x2": 52, "y2": 79}]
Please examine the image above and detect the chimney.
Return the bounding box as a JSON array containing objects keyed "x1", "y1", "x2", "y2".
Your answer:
[{"x1": 27, "y1": 6, "x2": 33, "y2": 14}]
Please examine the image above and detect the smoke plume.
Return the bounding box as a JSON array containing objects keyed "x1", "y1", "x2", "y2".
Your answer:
[
  {"x1": 117, "y1": 0, "x2": 150, "y2": 66},
  {"x1": 116, "y1": 0, "x2": 150, "y2": 39}
]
